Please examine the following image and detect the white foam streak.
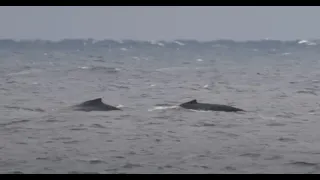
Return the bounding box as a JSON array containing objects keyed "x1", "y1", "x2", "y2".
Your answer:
[
  {"x1": 174, "y1": 41, "x2": 185, "y2": 46},
  {"x1": 148, "y1": 106, "x2": 179, "y2": 112},
  {"x1": 298, "y1": 40, "x2": 317, "y2": 46}
]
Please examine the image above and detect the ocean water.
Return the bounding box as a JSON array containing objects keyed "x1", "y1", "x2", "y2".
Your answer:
[{"x1": 1, "y1": 39, "x2": 320, "y2": 173}]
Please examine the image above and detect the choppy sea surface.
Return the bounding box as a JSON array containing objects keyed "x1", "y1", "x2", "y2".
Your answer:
[{"x1": 1, "y1": 39, "x2": 320, "y2": 173}]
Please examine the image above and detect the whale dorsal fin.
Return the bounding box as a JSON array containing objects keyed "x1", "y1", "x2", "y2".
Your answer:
[
  {"x1": 187, "y1": 99, "x2": 197, "y2": 104},
  {"x1": 82, "y1": 98, "x2": 103, "y2": 106}
]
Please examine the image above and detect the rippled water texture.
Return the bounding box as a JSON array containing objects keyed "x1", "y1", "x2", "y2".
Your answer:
[{"x1": 1, "y1": 40, "x2": 320, "y2": 173}]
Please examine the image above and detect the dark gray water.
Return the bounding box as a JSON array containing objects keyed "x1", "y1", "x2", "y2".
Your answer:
[{"x1": 1, "y1": 39, "x2": 320, "y2": 173}]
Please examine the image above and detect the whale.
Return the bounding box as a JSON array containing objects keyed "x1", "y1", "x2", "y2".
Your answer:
[
  {"x1": 179, "y1": 99, "x2": 244, "y2": 112},
  {"x1": 71, "y1": 98, "x2": 121, "y2": 112}
]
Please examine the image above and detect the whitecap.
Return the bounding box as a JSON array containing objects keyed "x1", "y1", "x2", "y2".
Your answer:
[
  {"x1": 298, "y1": 40, "x2": 317, "y2": 45},
  {"x1": 132, "y1": 56, "x2": 140, "y2": 60},
  {"x1": 157, "y1": 42, "x2": 164, "y2": 46},
  {"x1": 116, "y1": 104, "x2": 124, "y2": 108},
  {"x1": 78, "y1": 66, "x2": 89, "y2": 69},
  {"x1": 148, "y1": 106, "x2": 179, "y2": 112},
  {"x1": 174, "y1": 41, "x2": 185, "y2": 46}
]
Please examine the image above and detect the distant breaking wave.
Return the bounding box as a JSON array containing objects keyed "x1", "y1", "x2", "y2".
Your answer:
[
  {"x1": 0, "y1": 38, "x2": 319, "y2": 50},
  {"x1": 77, "y1": 66, "x2": 120, "y2": 73}
]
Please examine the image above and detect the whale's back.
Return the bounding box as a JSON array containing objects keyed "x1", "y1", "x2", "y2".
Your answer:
[{"x1": 180, "y1": 99, "x2": 244, "y2": 112}]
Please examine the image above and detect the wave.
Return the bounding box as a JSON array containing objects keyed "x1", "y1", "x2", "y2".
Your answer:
[
  {"x1": 77, "y1": 66, "x2": 120, "y2": 73},
  {"x1": 4, "y1": 105, "x2": 45, "y2": 112},
  {"x1": 148, "y1": 105, "x2": 179, "y2": 112},
  {"x1": 0, "y1": 38, "x2": 319, "y2": 50}
]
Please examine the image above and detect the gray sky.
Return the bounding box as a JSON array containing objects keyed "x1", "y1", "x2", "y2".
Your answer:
[{"x1": 0, "y1": 6, "x2": 319, "y2": 41}]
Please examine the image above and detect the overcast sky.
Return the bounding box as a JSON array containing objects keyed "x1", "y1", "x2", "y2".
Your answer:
[{"x1": 0, "y1": 6, "x2": 319, "y2": 41}]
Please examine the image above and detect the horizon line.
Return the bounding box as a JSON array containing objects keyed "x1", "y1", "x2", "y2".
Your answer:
[{"x1": 0, "y1": 38, "x2": 317, "y2": 43}]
